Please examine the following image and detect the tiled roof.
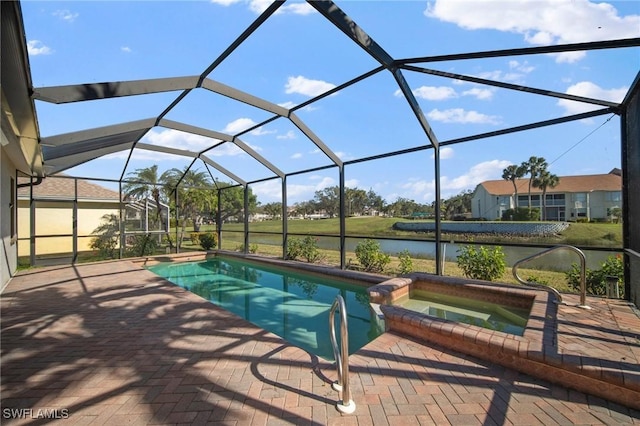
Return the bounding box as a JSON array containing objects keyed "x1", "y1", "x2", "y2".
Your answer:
[
  {"x1": 17, "y1": 175, "x2": 120, "y2": 201},
  {"x1": 479, "y1": 171, "x2": 622, "y2": 195}
]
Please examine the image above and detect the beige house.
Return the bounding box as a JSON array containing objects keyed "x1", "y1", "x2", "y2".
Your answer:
[
  {"x1": 17, "y1": 175, "x2": 122, "y2": 261},
  {"x1": 471, "y1": 169, "x2": 622, "y2": 221}
]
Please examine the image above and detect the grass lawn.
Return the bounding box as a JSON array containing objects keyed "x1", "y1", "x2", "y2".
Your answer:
[
  {"x1": 215, "y1": 217, "x2": 622, "y2": 247},
  {"x1": 25, "y1": 217, "x2": 619, "y2": 294}
]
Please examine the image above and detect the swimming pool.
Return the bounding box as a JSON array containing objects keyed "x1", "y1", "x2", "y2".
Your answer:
[{"x1": 147, "y1": 257, "x2": 383, "y2": 360}]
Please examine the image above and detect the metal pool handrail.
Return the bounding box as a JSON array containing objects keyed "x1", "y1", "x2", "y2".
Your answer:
[
  {"x1": 329, "y1": 295, "x2": 355, "y2": 414},
  {"x1": 512, "y1": 244, "x2": 590, "y2": 309}
]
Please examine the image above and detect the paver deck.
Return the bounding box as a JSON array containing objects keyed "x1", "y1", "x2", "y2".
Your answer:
[{"x1": 2, "y1": 260, "x2": 640, "y2": 425}]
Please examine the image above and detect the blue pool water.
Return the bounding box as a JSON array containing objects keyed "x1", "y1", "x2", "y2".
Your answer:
[{"x1": 147, "y1": 257, "x2": 383, "y2": 360}]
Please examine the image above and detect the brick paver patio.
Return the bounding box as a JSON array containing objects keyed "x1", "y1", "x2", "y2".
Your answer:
[{"x1": 2, "y1": 260, "x2": 640, "y2": 425}]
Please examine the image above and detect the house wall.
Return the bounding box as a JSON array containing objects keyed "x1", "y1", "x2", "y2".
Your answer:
[
  {"x1": 471, "y1": 186, "x2": 494, "y2": 219},
  {"x1": 564, "y1": 191, "x2": 621, "y2": 221},
  {"x1": 17, "y1": 200, "x2": 120, "y2": 257},
  {"x1": 0, "y1": 147, "x2": 18, "y2": 290},
  {"x1": 472, "y1": 186, "x2": 621, "y2": 222}
]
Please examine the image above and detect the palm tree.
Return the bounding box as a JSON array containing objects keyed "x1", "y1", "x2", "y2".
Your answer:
[
  {"x1": 123, "y1": 165, "x2": 164, "y2": 227},
  {"x1": 162, "y1": 167, "x2": 213, "y2": 241},
  {"x1": 502, "y1": 164, "x2": 526, "y2": 208},
  {"x1": 522, "y1": 156, "x2": 548, "y2": 211},
  {"x1": 533, "y1": 170, "x2": 560, "y2": 221}
]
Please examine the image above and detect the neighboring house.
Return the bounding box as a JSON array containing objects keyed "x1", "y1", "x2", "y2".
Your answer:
[
  {"x1": 471, "y1": 169, "x2": 622, "y2": 222},
  {"x1": 17, "y1": 175, "x2": 122, "y2": 260}
]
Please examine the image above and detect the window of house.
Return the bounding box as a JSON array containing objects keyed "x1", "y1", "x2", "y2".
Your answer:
[
  {"x1": 574, "y1": 192, "x2": 587, "y2": 208},
  {"x1": 517, "y1": 194, "x2": 540, "y2": 207},
  {"x1": 545, "y1": 193, "x2": 565, "y2": 206},
  {"x1": 606, "y1": 191, "x2": 621, "y2": 202}
]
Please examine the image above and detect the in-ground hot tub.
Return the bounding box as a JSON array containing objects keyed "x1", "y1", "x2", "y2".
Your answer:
[
  {"x1": 367, "y1": 273, "x2": 640, "y2": 409},
  {"x1": 368, "y1": 273, "x2": 553, "y2": 374}
]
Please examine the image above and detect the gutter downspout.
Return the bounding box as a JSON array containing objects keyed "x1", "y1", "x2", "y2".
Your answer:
[{"x1": 16, "y1": 175, "x2": 43, "y2": 188}]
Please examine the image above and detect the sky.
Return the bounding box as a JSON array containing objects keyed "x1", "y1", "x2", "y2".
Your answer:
[{"x1": 21, "y1": 0, "x2": 640, "y2": 206}]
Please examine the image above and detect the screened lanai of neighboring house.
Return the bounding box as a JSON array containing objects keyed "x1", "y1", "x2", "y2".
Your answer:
[{"x1": 2, "y1": 0, "x2": 640, "y2": 305}]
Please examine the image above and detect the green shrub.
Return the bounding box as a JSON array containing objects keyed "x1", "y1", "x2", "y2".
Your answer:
[
  {"x1": 190, "y1": 232, "x2": 201, "y2": 246},
  {"x1": 565, "y1": 254, "x2": 624, "y2": 297},
  {"x1": 286, "y1": 236, "x2": 321, "y2": 262},
  {"x1": 355, "y1": 239, "x2": 390, "y2": 273},
  {"x1": 126, "y1": 234, "x2": 157, "y2": 257},
  {"x1": 286, "y1": 237, "x2": 303, "y2": 260},
  {"x1": 501, "y1": 207, "x2": 539, "y2": 221},
  {"x1": 301, "y1": 236, "x2": 321, "y2": 263},
  {"x1": 456, "y1": 245, "x2": 506, "y2": 282},
  {"x1": 199, "y1": 232, "x2": 217, "y2": 250},
  {"x1": 397, "y1": 250, "x2": 413, "y2": 275},
  {"x1": 90, "y1": 213, "x2": 120, "y2": 259},
  {"x1": 249, "y1": 243, "x2": 259, "y2": 254}
]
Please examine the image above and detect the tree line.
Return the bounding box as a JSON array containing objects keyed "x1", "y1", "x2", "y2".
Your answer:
[
  {"x1": 122, "y1": 165, "x2": 256, "y2": 233},
  {"x1": 122, "y1": 164, "x2": 481, "y2": 229},
  {"x1": 124, "y1": 159, "x2": 560, "y2": 229},
  {"x1": 258, "y1": 187, "x2": 475, "y2": 221}
]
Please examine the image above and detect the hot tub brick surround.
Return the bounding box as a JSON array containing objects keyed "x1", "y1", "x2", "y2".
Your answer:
[{"x1": 368, "y1": 273, "x2": 640, "y2": 409}]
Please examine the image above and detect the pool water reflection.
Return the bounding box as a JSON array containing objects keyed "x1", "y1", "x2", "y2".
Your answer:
[{"x1": 147, "y1": 257, "x2": 383, "y2": 360}]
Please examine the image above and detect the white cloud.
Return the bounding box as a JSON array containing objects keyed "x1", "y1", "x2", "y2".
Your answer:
[
  {"x1": 277, "y1": 2, "x2": 315, "y2": 15},
  {"x1": 509, "y1": 60, "x2": 535, "y2": 74},
  {"x1": 476, "y1": 69, "x2": 528, "y2": 85},
  {"x1": 335, "y1": 151, "x2": 355, "y2": 161},
  {"x1": 210, "y1": 0, "x2": 242, "y2": 6},
  {"x1": 441, "y1": 160, "x2": 512, "y2": 193},
  {"x1": 285, "y1": 76, "x2": 336, "y2": 97},
  {"x1": 291, "y1": 152, "x2": 303, "y2": 159},
  {"x1": 27, "y1": 40, "x2": 52, "y2": 56},
  {"x1": 260, "y1": 175, "x2": 336, "y2": 202},
  {"x1": 408, "y1": 86, "x2": 458, "y2": 101},
  {"x1": 146, "y1": 128, "x2": 227, "y2": 152},
  {"x1": 313, "y1": 176, "x2": 335, "y2": 189},
  {"x1": 425, "y1": 0, "x2": 640, "y2": 63},
  {"x1": 121, "y1": 46, "x2": 132, "y2": 53},
  {"x1": 278, "y1": 101, "x2": 297, "y2": 109},
  {"x1": 277, "y1": 130, "x2": 296, "y2": 140},
  {"x1": 213, "y1": 0, "x2": 314, "y2": 15},
  {"x1": 430, "y1": 146, "x2": 455, "y2": 160},
  {"x1": 250, "y1": 180, "x2": 282, "y2": 201},
  {"x1": 223, "y1": 118, "x2": 274, "y2": 136},
  {"x1": 400, "y1": 178, "x2": 435, "y2": 201},
  {"x1": 248, "y1": 0, "x2": 272, "y2": 14},
  {"x1": 399, "y1": 159, "x2": 512, "y2": 200},
  {"x1": 223, "y1": 118, "x2": 256, "y2": 134},
  {"x1": 53, "y1": 10, "x2": 79, "y2": 22},
  {"x1": 461, "y1": 88, "x2": 494, "y2": 100},
  {"x1": 103, "y1": 128, "x2": 241, "y2": 161},
  {"x1": 104, "y1": 128, "x2": 243, "y2": 161},
  {"x1": 557, "y1": 81, "x2": 627, "y2": 115},
  {"x1": 345, "y1": 179, "x2": 359, "y2": 188},
  {"x1": 427, "y1": 108, "x2": 501, "y2": 124}
]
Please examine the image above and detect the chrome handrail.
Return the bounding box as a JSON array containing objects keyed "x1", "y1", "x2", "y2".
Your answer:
[
  {"x1": 512, "y1": 244, "x2": 590, "y2": 309},
  {"x1": 329, "y1": 295, "x2": 355, "y2": 414},
  {"x1": 625, "y1": 248, "x2": 640, "y2": 259}
]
